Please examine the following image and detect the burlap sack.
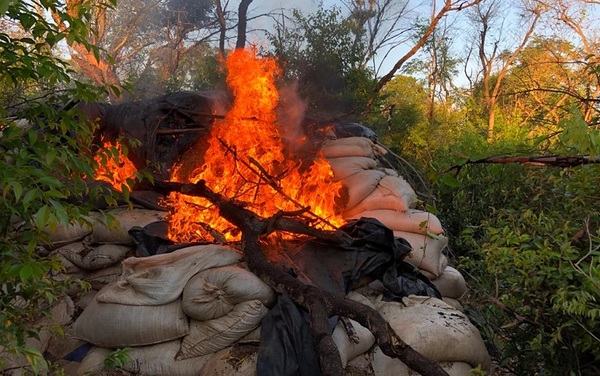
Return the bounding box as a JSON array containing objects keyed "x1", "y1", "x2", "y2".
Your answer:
[
  {"x1": 1, "y1": 298, "x2": 74, "y2": 374},
  {"x1": 320, "y1": 137, "x2": 375, "y2": 159},
  {"x1": 83, "y1": 264, "x2": 122, "y2": 290},
  {"x1": 393, "y1": 231, "x2": 449, "y2": 277},
  {"x1": 326, "y1": 156, "x2": 378, "y2": 182},
  {"x1": 71, "y1": 294, "x2": 189, "y2": 347},
  {"x1": 340, "y1": 170, "x2": 386, "y2": 212},
  {"x1": 331, "y1": 319, "x2": 375, "y2": 368},
  {"x1": 177, "y1": 300, "x2": 268, "y2": 360},
  {"x1": 43, "y1": 221, "x2": 92, "y2": 248},
  {"x1": 89, "y1": 208, "x2": 166, "y2": 244},
  {"x1": 376, "y1": 296, "x2": 491, "y2": 370},
  {"x1": 199, "y1": 345, "x2": 258, "y2": 376},
  {"x1": 77, "y1": 341, "x2": 212, "y2": 376},
  {"x1": 182, "y1": 265, "x2": 275, "y2": 321},
  {"x1": 60, "y1": 243, "x2": 132, "y2": 271},
  {"x1": 345, "y1": 209, "x2": 444, "y2": 235},
  {"x1": 124, "y1": 341, "x2": 212, "y2": 376},
  {"x1": 96, "y1": 244, "x2": 242, "y2": 306},
  {"x1": 343, "y1": 175, "x2": 418, "y2": 218},
  {"x1": 431, "y1": 266, "x2": 468, "y2": 299}
]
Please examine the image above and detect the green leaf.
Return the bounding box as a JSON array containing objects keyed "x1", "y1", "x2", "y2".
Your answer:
[
  {"x1": 439, "y1": 173, "x2": 460, "y2": 188},
  {"x1": 34, "y1": 205, "x2": 51, "y2": 228},
  {"x1": 0, "y1": 0, "x2": 11, "y2": 16},
  {"x1": 12, "y1": 181, "x2": 23, "y2": 201}
]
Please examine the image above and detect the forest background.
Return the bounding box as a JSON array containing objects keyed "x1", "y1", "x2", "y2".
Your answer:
[{"x1": 1, "y1": 0, "x2": 599, "y2": 375}]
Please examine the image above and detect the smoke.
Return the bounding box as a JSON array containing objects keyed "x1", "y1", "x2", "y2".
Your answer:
[{"x1": 276, "y1": 80, "x2": 308, "y2": 154}]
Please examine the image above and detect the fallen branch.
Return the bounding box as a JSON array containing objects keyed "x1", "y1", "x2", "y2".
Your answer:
[
  {"x1": 154, "y1": 180, "x2": 448, "y2": 376},
  {"x1": 444, "y1": 154, "x2": 600, "y2": 174}
]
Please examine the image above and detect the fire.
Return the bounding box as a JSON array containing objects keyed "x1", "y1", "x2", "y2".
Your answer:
[
  {"x1": 94, "y1": 141, "x2": 137, "y2": 192},
  {"x1": 166, "y1": 49, "x2": 344, "y2": 242}
]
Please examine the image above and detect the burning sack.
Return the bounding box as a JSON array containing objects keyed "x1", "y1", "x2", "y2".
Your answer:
[
  {"x1": 96, "y1": 244, "x2": 242, "y2": 306},
  {"x1": 182, "y1": 265, "x2": 276, "y2": 321},
  {"x1": 88, "y1": 208, "x2": 167, "y2": 245}
]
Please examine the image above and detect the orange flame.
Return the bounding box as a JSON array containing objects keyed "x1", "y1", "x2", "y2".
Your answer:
[
  {"x1": 94, "y1": 141, "x2": 137, "y2": 192},
  {"x1": 166, "y1": 49, "x2": 343, "y2": 242}
]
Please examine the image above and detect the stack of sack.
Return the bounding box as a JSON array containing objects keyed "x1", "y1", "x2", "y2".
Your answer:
[
  {"x1": 2, "y1": 203, "x2": 489, "y2": 376},
  {"x1": 321, "y1": 136, "x2": 468, "y2": 303}
]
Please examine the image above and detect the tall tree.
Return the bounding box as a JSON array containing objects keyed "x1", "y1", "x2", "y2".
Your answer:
[{"x1": 467, "y1": 0, "x2": 543, "y2": 141}]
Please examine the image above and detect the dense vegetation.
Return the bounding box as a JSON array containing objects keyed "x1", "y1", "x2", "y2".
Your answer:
[{"x1": 1, "y1": 0, "x2": 599, "y2": 375}]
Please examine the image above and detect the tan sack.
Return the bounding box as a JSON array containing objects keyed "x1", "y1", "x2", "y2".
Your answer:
[
  {"x1": 96, "y1": 244, "x2": 242, "y2": 305},
  {"x1": 339, "y1": 170, "x2": 386, "y2": 212},
  {"x1": 371, "y1": 346, "x2": 475, "y2": 376},
  {"x1": 42, "y1": 220, "x2": 92, "y2": 248},
  {"x1": 393, "y1": 231, "x2": 448, "y2": 277},
  {"x1": 1, "y1": 298, "x2": 74, "y2": 374},
  {"x1": 320, "y1": 137, "x2": 375, "y2": 159},
  {"x1": 331, "y1": 319, "x2": 375, "y2": 368},
  {"x1": 343, "y1": 176, "x2": 418, "y2": 218},
  {"x1": 60, "y1": 243, "x2": 132, "y2": 271},
  {"x1": 71, "y1": 294, "x2": 189, "y2": 348},
  {"x1": 89, "y1": 208, "x2": 166, "y2": 244},
  {"x1": 345, "y1": 209, "x2": 444, "y2": 235},
  {"x1": 182, "y1": 265, "x2": 275, "y2": 321},
  {"x1": 377, "y1": 296, "x2": 491, "y2": 370},
  {"x1": 124, "y1": 340, "x2": 212, "y2": 376},
  {"x1": 77, "y1": 346, "x2": 111, "y2": 376},
  {"x1": 431, "y1": 266, "x2": 468, "y2": 299},
  {"x1": 83, "y1": 264, "x2": 122, "y2": 290},
  {"x1": 177, "y1": 300, "x2": 268, "y2": 359},
  {"x1": 326, "y1": 156, "x2": 378, "y2": 182},
  {"x1": 199, "y1": 345, "x2": 258, "y2": 376}
]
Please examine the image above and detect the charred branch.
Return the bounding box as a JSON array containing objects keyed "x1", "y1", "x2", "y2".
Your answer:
[
  {"x1": 444, "y1": 154, "x2": 600, "y2": 174},
  {"x1": 153, "y1": 180, "x2": 449, "y2": 376}
]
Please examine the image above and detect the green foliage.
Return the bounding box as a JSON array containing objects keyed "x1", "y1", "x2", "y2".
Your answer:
[
  {"x1": 429, "y1": 111, "x2": 600, "y2": 374},
  {"x1": 104, "y1": 348, "x2": 132, "y2": 370},
  {"x1": 0, "y1": 0, "x2": 122, "y2": 372},
  {"x1": 266, "y1": 6, "x2": 376, "y2": 114}
]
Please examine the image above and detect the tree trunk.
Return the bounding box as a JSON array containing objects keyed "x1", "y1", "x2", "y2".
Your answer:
[{"x1": 236, "y1": 0, "x2": 253, "y2": 49}]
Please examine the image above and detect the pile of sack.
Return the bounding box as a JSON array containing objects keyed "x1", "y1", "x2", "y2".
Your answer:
[
  {"x1": 321, "y1": 136, "x2": 467, "y2": 300},
  {"x1": 1, "y1": 135, "x2": 490, "y2": 375}
]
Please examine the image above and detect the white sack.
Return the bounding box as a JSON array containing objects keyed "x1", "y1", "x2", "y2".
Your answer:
[
  {"x1": 343, "y1": 176, "x2": 418, "y2": 218},
  {"x1": 393, "y1": 231, "x2": 449, "y2": 277},
  {"x1": 71, "y1": 295, "x2": 189, "y2": 348},
  {"x1": 326, "y1": 156, "x2": 378, "y2": 182},
  {"x1": 59, "y1": 243, "x2": 132, "y2": 271},
  {"x1": 377, "y1": 296, "x2": 491, "y2": 370},
  {"x1": 431, "y1": 266, "x2": 468, "y2": 299},
  {"x1": 371, "y1": 346, "x2": 475, "y2": 376},
  {"x1": 182, "y1": 265, "x2": 275, "y2": 321},
  {"x1": 340, "y1": 170, "x2": 386, "y2": 212},
  {"x1": 96, "y1": 244, "x2": 242, "y2": 306},
  {"x1": 177, "y1": 300, "x2": 268, "y2": 360},
  {"x1": 320, "y1": 137, "x2": 375, "y2": 159},
  {"x1": 345, "y1": 209, "x2": 444, "y2": 235},
  {"x1": 332, "y1": 319, "x2": 375, "y2": 368},
  {"x1": 89, "y1": 208, "x2": 166, "y2": 244}
]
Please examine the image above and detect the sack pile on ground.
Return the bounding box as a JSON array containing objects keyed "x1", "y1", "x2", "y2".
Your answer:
[{"x1": 2, "y1": 137, "x2": 488, "y2": 375}]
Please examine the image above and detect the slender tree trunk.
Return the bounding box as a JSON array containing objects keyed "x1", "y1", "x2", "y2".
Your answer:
[
  {"x1": 216, "y1": 0, "x2": 226, "y2": 56},
  {"x1": 236, "y1": 0, "x2": 253, "y2": 49}
]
